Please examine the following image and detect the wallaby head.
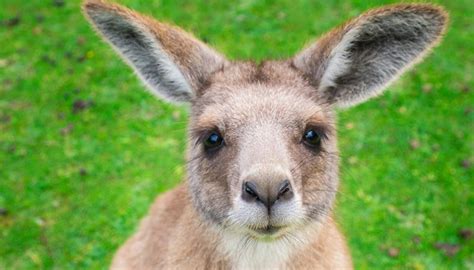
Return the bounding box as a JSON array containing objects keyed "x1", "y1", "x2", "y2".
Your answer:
[{"x1": 83, "y1": 0, "x2": 447, "y2": 248}]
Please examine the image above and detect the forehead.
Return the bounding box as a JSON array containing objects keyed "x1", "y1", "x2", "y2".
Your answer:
[{"x1": 191, "y1": 61, "x2": 333, "y2": 131}]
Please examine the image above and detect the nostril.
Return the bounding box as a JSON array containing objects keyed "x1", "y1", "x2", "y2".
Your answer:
[
  {"x1": 242, "y1": 179, "x2": 292, "y2": 206},
  {"x1": 242, "y1": 181, "x2": 260, "y2": 202},
  {"x1": 245, "y1": 182, "x2": 258, "y2": 197},
  {"x1": 277, "y1": 180, "x2": 293, "y2": 200},
  {"x1": 279, "y1": 186, "x2": 290, "y2": 196}
]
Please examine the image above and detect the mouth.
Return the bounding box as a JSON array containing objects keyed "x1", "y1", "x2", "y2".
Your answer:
[
  {"x1": 248, "y1": 225, "x2": 287, "y2": 240},
  {"x1": 254, "y1": 225, "x2": 282, "y2": 235}
]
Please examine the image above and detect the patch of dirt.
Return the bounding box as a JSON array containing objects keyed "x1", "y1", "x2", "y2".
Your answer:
[
  {"x1": 79, "y1": 168, "x2": 88, "y2": 177},
  {"x1": 76, "y1": 54, "x2": 87, "y2": 63},
  {"x1": 459, "y1": 228, "x2": 473, "y2": 240},
  {"x1": 461, "y1": 84, "x2": 471, "y2": 93},
  {"x1": 4, "y1": 16, "x2": 21, "y2": 27},
  {"x1": 410, "y1": 139, "x2": 420, "y2": 150},
  {"x1": 72, "y1": 99, "x2": 94, "y2": 114},
  {"x1": 52, "y1": 0, "x2": 65, "y2": 7},
  {"x1": 460, "y1": 159, "x2": 472, "y2": 169},
  {"x1": 0, "y1": 59, "x2": 12, "y2": 68},
  {"x1": 0, "y1": 208, "x2": 8, "y2": 217},
  {"x1": 77, "y1": 36, "x2": 86, "y2": 46},
  {"x1": 434, "y1": 242, "x2": 460, "y2": 257},
  {"x1": 387, "y1": 247, "x2": 400, "y2": 258},
  {"x1": 422, "y1": 83, "x2": 433, "y2": 93},
  {"x1": 32, "y1": 26, "x2": 43, "y2": 35},
  {"x1": 60, "y1": 124, "x2": 74, "y2": 135}
]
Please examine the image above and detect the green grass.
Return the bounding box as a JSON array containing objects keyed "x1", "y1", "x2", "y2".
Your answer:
[{"x1": 1, "y1": 0, "x2": 472, "y2": 269}]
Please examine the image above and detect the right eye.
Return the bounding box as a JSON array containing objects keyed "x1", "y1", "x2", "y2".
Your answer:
[
  {"x1": 302, "y1": 128, "x2": 321, "y2": 147},
  {"x1": 203, "y1": 131, "x2": 224, "y2": 151}
]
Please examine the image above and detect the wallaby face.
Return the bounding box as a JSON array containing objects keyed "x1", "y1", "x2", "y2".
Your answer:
[
  {"x1": 83, "y1": 0, "x2": 447, "y2": 267},
  {"x1": 187, "y1": 62, "x2": 339, "y2": 239}
]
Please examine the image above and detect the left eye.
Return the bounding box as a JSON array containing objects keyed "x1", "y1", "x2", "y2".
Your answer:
[
  {"x1": 303, "y1": 129, "x2": 322, "y2": 147},
  {"x1": 203, "y1": 131, "x2": 224, "y2": 151}
]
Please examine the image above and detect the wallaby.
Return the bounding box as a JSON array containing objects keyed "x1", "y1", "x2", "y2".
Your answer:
[{"x1": 83, "y1": 1, "x2": 448, "y2": 269}]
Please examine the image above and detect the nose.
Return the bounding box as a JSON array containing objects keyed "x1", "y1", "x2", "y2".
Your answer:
[{"x1": 242, "y1": 179, "x2": 294, "y2": 209}]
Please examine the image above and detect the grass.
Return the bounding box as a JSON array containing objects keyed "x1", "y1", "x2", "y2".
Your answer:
[{"x1": 0, "y1": 0, "x2": 472, "y2": 269}]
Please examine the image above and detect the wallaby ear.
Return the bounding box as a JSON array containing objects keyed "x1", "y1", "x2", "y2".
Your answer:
[
  {"x1": 293, "y1": 4, "x2": 448, "y2": 108},
  {"x1": 82, "y1": 0, "x2": 227, "y2": 103}
]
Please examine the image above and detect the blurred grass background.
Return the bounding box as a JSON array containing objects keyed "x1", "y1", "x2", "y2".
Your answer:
[{"x1": 0, "y1": 0, "x2": 473, "y2": 269}]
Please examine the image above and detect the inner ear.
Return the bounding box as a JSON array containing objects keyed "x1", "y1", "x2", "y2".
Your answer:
[
  {"x1": 101, "y1": 14, "x2": 194, "y2": 102},
  {"x1": 83, "y1": 0, "x2": 227, "y2": 103},
  {"x1": 293, "y1": 4, "x2": 448, "y2": 108}
]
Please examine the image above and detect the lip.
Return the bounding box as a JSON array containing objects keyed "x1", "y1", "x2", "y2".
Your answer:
[{"x1": 253, "y1": 225, "x2": 284, "y2": 235}]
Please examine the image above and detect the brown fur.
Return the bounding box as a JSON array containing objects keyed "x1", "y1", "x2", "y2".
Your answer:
[
  {"x1": 111, "y1": 185, "x2": 351, "y2": 269},
  {"x1": 82, "y1": 1, "x2": 448, "y2": 269}
]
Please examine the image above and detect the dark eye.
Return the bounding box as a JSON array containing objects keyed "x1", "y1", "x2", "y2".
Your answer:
[
  {"x1": 203, "y1": 131, "x2": 224, "y2": 151},
  {"x1": 303, "y1": 129, "x2": 321, "y2": 148}
]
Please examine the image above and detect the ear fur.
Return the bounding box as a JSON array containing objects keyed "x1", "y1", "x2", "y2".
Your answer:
[
  {"x1": 82, "y1": 0, "x2": 226, "y2": 103},
  {"x1": 293, "y1": 4, "x2": 448, "y2": 108}
]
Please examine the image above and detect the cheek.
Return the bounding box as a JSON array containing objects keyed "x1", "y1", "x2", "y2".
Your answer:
[
  {"x1": 187, "y1": 151, "x2": 236, "y2": 224},
  {"x1": 300, "y1": 151, "x2": 338, "y2": 186},
  {"x1": 291, "y1": 147, "x2": 339, "y2": 219}
]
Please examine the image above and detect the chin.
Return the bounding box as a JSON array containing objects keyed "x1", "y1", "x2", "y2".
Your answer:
[{"x1": 218, "y1": 217, "x2": 322, "y2": 269}]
